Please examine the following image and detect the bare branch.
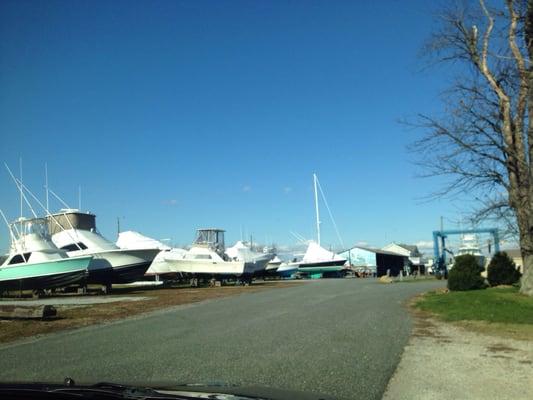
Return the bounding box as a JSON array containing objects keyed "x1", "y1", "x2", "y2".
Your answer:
[{"x1": 411, "y1": 0, "x2": 533, "y2": 294}]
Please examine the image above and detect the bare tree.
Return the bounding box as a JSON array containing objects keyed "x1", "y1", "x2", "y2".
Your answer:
[{"x1": 412, "y1": 0, "x2": 533, "y2": 295}]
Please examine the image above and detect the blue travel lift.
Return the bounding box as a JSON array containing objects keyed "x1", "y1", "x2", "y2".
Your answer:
[{"x1": 432, "y1": 228, "x2": 500, "y2": 279}]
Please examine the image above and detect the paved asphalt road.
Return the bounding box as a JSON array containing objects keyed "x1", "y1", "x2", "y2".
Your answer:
[{"x1": 0, "y1": 279, "x2": 444, "y2": 399}]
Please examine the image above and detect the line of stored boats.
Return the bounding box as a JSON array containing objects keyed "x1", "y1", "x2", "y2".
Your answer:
[{"x1": 1, "y1": 172, "x2": 348, "y2": 296}]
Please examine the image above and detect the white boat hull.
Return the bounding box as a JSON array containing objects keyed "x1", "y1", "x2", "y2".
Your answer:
[
  {"x1": 266, "y1": 261, "x2": 282, "y2": 272},
  {"x1": 67, "y1": 248, "x2": 159, "y2": 284},
  {"x1": 171, "y1": 259, "x2": 265, "y2": 276},
  {"x1": 144, "y1": 251, "x2": 173, "y2": 276},
  {"x1": 276, "y1": 262, "x2": 299, "y2": 277},
  {"x1": 155, "y1": 250, "x2": 189, "y2": 275}
]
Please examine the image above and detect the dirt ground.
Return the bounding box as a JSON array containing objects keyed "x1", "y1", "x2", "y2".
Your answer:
[
  {"x1": 0, "y1": 281, "x2": 301, "y2": 345},
  {"x1": 383, "y1": 303, "x2": 533, "y2": 400}
]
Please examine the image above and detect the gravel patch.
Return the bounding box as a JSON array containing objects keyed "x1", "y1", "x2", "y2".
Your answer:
[{"x1": 383, "y1": 315, "x2": 533, "y2": 400}]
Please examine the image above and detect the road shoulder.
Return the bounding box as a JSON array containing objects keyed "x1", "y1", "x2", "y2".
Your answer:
[{"x1": 383, "y1": 302, "x2": 533, "y2": 400}]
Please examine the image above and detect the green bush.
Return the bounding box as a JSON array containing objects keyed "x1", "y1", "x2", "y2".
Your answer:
[
  {"x1": 447, "y1": 254, "x2": 485, "y2": 291},
  {"x1": 487, "y1": 252, "x2": 521, "y2": 287}
]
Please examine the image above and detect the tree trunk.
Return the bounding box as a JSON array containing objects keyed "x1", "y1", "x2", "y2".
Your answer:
[
  {"x1": 521, "y1": 252, "x2": 533, "y2": 295},
  {"x1": 523, "y1": 0, "x2": 533, "y2": 295},
  {"x1": 514, "y1": 190, "x2": 533, "y2": 294}
]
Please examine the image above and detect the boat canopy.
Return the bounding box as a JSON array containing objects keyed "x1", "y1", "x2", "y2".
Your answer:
[
  {"x1": 225, "y1": 240, "x2": 261, "y2": 261},
  {"x1": 47, "y1": 209, "x2": 96, "y2": 235},
  {"x1": 117, "y1": 231, "x2": 171, "y2": 250},
  {"x1": 11, "y1": 218, "x2": 50, "y2": 241},
  {"x1": 194, "y1": 229, "x2": 225, "y2": 249},
  {"x1": 302, "y1": 241, "x2": 345, "y2": 263}
]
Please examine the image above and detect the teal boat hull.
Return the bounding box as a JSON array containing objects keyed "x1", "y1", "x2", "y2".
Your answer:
[
  {"x1": 298, "y1": 260, "x2": 347, "y2": 279},
  {"x1": 0, "y1": 256, "x2": 91, "y2": 292}
]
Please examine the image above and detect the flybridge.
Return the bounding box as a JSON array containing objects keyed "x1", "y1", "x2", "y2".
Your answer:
[{"x1": 47, "y1": 210, "x2": 97, "y2": 235}]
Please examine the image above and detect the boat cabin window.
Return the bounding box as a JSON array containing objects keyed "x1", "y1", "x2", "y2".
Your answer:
[
  {"x1": 8, "y1": 252, "x2": 32, "y2": 265},
  {"x1": 193, "y1": 254, "x2": 212, "y2": 260},
  {"x1": 60, "y1": 242, "x2": 88, "y2": 251}
]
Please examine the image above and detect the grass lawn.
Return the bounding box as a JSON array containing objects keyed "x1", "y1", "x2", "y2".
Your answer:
[
  {"x1": 416, "y1": 287, "x2": 533, "y2": 324},
  {"x1": 415, "y1": 287, "x2": 533, "y2": 340}
]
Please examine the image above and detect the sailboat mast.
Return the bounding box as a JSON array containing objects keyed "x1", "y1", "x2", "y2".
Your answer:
[{"x1": 313, "y1": 173, "x2": 321, "y2": 246}]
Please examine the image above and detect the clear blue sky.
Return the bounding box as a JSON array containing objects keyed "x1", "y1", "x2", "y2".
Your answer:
[{"x1": 1, "y1": 0, "x2": 468, "y2": 253}]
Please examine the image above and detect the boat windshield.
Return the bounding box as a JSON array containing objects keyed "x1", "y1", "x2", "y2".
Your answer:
[{"x1": 194, "y1": 229, "x2": 225, "y2": 248}]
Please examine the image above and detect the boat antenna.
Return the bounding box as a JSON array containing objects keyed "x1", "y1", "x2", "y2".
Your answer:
[
  {"x1": 5, "y1": 163, "x2": 38, "y2": 218},
  {"x1": 45, "y1": 163, "x2": 49, "y2": 212},
  {"x1": 0, "y1": 208, "x2": 17, "y2": 242},
  {"x1": 78, "y1": 185, "x2": 81, "y2": 210},
  {"x1": 315, "y1": 175, "x2": 344, "y2": 249},
  {"x1": 48, "y1": 188, "x2": 71, "y2": 209},
  {"x1": 313, "y1": 173, "x2": 321, "y2": 246},
  {"x1": 5, "y1": 163, "x2": 36, "y2": 262},
  {"x1": 0, "y1": 208, "x2": 26, "y2": 260}
]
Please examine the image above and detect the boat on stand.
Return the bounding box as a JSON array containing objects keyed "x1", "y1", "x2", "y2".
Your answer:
[
  {"x1": 265, "y1": 255, "x2": 283, "y2": 274},
  {"x1": 116, "y1": 230, "x2": 187, "y2": 280},
  {"x1": 225, "y1": 240, "x2": 272, "y2": 274},
  {"x1": 297, "y1": 241, "x2": 347, "y2": 277},
  {"x1": 0, "y1": 215, "x2": 92, "y2": 296},
  {"x1": 46, "y1": 209, "x2": 159, "y2": 291},
  {"x1": 172, "y1": 228, "x2": 268, "y2": 285},
  {"x1": 2, "y1": 165, "x2": 158, "y2": 293},
  {"x1": 296, "y1": 174, "x2": 347, "y2": 278},
  {"x1": 276, "y1": 261, "x2": 299, "y2": 278}
]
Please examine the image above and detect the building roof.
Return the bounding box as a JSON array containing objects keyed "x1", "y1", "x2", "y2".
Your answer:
[
  {"x1": 382, "y1": 242, "x2": 422, "y2": 256},
  {"x1": 397, "y1": 243, "x2": 417, "y2": 252},
  {"x1": 346, "y1": 245, "x2": 408, "y2": 258},
  {"x1": 396, "y1": 244, "x2": 421, "y2": 256}
]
